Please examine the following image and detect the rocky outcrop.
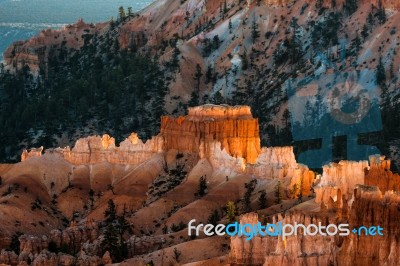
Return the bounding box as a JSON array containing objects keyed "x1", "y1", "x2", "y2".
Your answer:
[
  {"x1": 315, "y1": 160, "x2": 369, "y2": 208},
  {"x1": 230, "y1": 185, "x2": 400, "y2": 265},
  {"x1": 22, "y1": 133, "x2": 164, "y2": 166},
  {"x1": 55, "y1": 133, "x2": 164, "y2": 165},
  {"x1": 21, "y1": 147, "x2": 43, "y2": 162},
  {"x1": 365, "y1": 155, "x2": 400, "y2": 192},
  {"x1": 315, "y1": 155, "x2": 400, "y2": 209},
  {"x1": 3, "y1": 19, "x2": 105, "y2": 75},
  {"x1": 160, "y1": 104, "x2": 261, "y2": 164}
]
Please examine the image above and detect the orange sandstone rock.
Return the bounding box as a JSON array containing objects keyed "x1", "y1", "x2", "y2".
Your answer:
[{"x1": 160, "y1": 104, "x2": 261, "y2": 164}]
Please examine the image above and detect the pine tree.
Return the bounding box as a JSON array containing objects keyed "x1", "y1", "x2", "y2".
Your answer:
[
  {"x1": 127, "y1": 7, "x2": 133, "y2": 17},
  {"x1": 274, "y1": 181, "x2": 283, "y2": 204},
  {"x1": 241, "y1": 50, "x2": 249, "y2": 70},
  {"x1": 226, "y1": 201, "x2": 237, "y2": 223},
  {"x1": 101, "y1": 224, "x2": 122, "y2": 262},
  {"x1": 198, "y1": 176, "x2": 207, "y2": 197},
  {"x1": 350, "y1": 33, "x2": 362, "y2": 55},
  {"x1": 193, "y1": 64, "x2": 203, "y2": 94},
  {"x1": 361, "y1": 24, "x2": 369, "y2": 39},
  {"x1": 376, "y1": 56, "x2": 386, "y2": 86},
  {"x1": 208, "y1": 209, "x2": 220, "y2": 226},
  {"x1": 223, "y1": 0, "x2": 228, "y2": 14},
  {"x1": 118, "y1": 6, "x2": 126, "y2": 21},
  {"x1": 251, "y1": 15, "x2": 260, "y2": 43},
  {"x1": 377, "y1": 0, "x2": 387, "y2": 24},
  {"x1": 104, "y1": 199, "x2": 117, "y2": 224},
  {"x1": 258, "y1": 190, "x2": 267, "y2": 209},
  {"x1": 243, "y1": 179, "x2": 257, "y2": 212}
]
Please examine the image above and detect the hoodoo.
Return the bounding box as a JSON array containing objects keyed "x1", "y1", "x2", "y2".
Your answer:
[{"x1": 160, "y1": 104, "x2": 261, "y2": 164}]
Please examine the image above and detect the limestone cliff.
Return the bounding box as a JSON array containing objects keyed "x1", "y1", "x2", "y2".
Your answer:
[
  {"x1": 315, "y1": 155, "x2": 400, "y2": 209},
  {"x1": 160, "y1": 104, "x2": 261, "y2": 164},
  {"x1": 231, "y1": 185, "x2": 400, "y2": 266}
]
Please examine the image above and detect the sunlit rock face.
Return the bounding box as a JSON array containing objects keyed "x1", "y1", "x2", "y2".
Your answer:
[
  {"x1": 21, "y1": 147, "x2": 43, "y2": 162},
  {"x1": 230, "y1": 186, "x2": 400, "y2": 266},
  {"x1": 314, "y1": 155, "x2": 400, "y2": 209},
  {"x1": 365, "y1": 155, "x2": 400, "y2": 192},
  {"x1": 160, "y1": 104, "x2": 261, "y2": 164},
  {"x1": 315, "y1": 160, "x2": 369, "y2": 208}
]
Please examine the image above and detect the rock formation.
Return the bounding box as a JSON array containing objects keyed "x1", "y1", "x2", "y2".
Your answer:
[
  {"x1": 160, "y1": 104, "x2": 261, "y2": 164},
  {"x1": 315, "y1": 155, "x2": 400, "y2": 209},
  {"x1": 21, "y1": 147, "x2": 43, "y2": 162},
  {"x1": 231, "y1": 185, "x2": 400, "y2": 265}
]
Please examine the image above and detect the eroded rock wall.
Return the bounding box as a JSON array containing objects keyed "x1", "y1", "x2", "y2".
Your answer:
[
  {"x1": 160, "y1": 104, "x2": 261, "y2": 164},
  {"x1": 231, "y1": 186, "x2": 400, "y2": 266}
]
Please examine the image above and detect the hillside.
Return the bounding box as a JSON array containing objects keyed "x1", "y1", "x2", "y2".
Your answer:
[{"x1": 0, "y1": 0, "x2": 399, "y2": 168}]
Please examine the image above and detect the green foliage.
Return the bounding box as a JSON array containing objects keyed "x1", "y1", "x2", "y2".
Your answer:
[
  {"x1": 376, "y1": 57, "x2": 386, "y2": 87},
  {"x1": 274, "y1": 181, "x2": 283, "y2": 204},
  {"x1": 101, "y1": 224, "x2": 124, "y2": 262},
  {"x1": 258, "y1": 190, "x2": 267, "y2": 209},
  {"x1": 198, "y1": 176, "x2": 207, "y2": 197},
  {"x1": 310, "y1": 12, "x2": 340, "y2": 50},
  {"x1": 104, "y1": 199, "x2": 117, "y2": 224},
  {"x1": 0, "y1": 34, "x2": 167, "y2": 162},
  {"x1": 226, "y1": 201, "x2": 237, "y2": 223},
  {"x1": 343, "y1": 0, "x2": 358, "y2": 15},
  {"x1": 102, "y1": 203, "x2": 131, "y2": 262},
  {"x1": 243, "y1": 179, "x2": 258, "y2": 212},
  {"x1": 208, "y1": 209, "x2": 220, "y2": 226},
  {"x1": 118, "y1": 6, "x2": 126, "y2": 21},
  {"x1": 193, "y1": 64, "x2": 203, "y2": 94},
  {"x1": 251, "y1": 16, "x2": 260, "y2": 43},
  {"x1": 8, "y1": 232, "x2": 22, "y2": 255}
]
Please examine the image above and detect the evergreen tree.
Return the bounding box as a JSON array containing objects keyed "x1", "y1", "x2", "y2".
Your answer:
[
  {"x1": 198, "y1": 176, "x2": 207, "y2": 197},
  {"x1": 350, "y1": 33, "x2": 362, "y2": 55},
  {"x1": 226, "y1": 201, "x2": 237, "y2": 223},
  {"x1": 361, "y1": 24, "x2": 369, "y2": 39},
  {"x1": 104, "y1": 199, "x2": 117, "y2": 224},
  {"x1": 376, "y1": 56, "x2": 386, "y2": 86},
  {"x1": 208, "y1": 209, "x2": 220, "y2": 226},
  {"x1": 243, "y1": 179, "x2": 257, "y2": 212},
  {"x1": 193, "y1": 64, "x2": 203, "y2": 94},
  {"x1": 241, "y1": 50, "x2": 249, "y2": 70},
  {"x1": 251, "y1": 15, "x2": 260, "y2": 43},
  {"x1": 101, "y1": 224, "x2": 122, "y2": 262},
  {"x1": 258, "y1": 190, "x2": 267, "y2": 209},
  {"x1": 213, "y1": 35, "x2": 221, "y2": 50},
  {"x1": 188, "y1": 91, "x2": 200, "y2": 107},
  {"x1": 343, "y1": 0, "x2": 358, "y2": 15},
  {"x1": 127, "y1": 7, "x2": 133, "y2": 17},
  {"x1": 274, "y1": 181, "x2": 283, "y2": 204},
  {"x1": 223, "y1": 0, "x2": 228, "y2": 14},
  {"x1": 377, "y1": 0, "x2": 387, "y2": 24},
  {"x1": 118, "y1": 6, "x2": 126, "y2": 21}
]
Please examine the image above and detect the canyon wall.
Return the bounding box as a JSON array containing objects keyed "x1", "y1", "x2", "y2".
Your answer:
[
  {"x1": 3, "y1": 19, "x2": 104, "y2": 75},
  {"x1": 315, "y1": 155, "x2": 400, "y2": 209},
  {"x1": 230, "y1": 185, "x2": 400, "y2": 266},
  {"x1": 21, "y1": 133, "x2": 164, "y2": 165},
  {"x1": 160, "y1": 104, "x2": 261, "y2": 164}
]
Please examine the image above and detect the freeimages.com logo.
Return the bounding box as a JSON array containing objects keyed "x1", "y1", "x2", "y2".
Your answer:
[{"x1": 188, "y1": 220, "x2": 384, "y2": 241}]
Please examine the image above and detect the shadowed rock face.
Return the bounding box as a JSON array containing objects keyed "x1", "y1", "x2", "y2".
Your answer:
[{"x1": 160, "y1": 104, "x2": 261, "y2": 164}]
